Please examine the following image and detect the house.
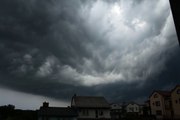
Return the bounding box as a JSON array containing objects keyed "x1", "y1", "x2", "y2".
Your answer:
[
  {"x1": 126, "y1": 102, "x2": 140, "y2": 114},
  {"x1": 138, "y1": 103, "x2": 152, "y2": 116},
  {"x1": 38, "y1": 102, "x2": 78, "y2": 120},
  {"x1": 110, "y1": 103, "x2": 122, "y2": 120},
  {"x1": 143, "y1": 100, "x2": 151, "y2": 116},
  {"x1": 138, "y1": 104, "x2": 144, "y2": 115},
  {"x1": 171, "y1": 85, "x2": 180, "y2": 119},
  {"x1": 149, "y1": 90, "x2": 172, "y2": 119},
  {"x1": 71, "y1": 94, "x2": 111, "y2": 120}
]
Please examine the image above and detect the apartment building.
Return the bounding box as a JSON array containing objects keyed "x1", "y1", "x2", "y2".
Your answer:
[
  {"x1": 149, "y1": 90, "x2": 172, "y2": 119},
  {"x1": 171, "y1": 85, "x2": 180, "y2": 119}
]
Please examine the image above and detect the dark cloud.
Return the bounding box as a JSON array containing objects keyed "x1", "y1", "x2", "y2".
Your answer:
[{"x1": 0, "y1": 0, "x2": 179, "y2": 106}]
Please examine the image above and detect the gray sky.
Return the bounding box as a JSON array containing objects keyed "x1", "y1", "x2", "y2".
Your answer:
[{"x1": 0, "y1": 0, "x2": 179, "y2": 109}]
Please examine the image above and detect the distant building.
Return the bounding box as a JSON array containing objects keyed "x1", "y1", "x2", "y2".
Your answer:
[
  {"x1": 171, "y1": 85, "x2": 180, "y2": 119},
  {"x1": 149, "y1": 90, "x2": 172, "y2": 119},
  {"x1": 138, "y1": 104, "x2": 145, "y2": 115},
  {"x1": 143, "y1": 100, "x2": 151, "y2": 116},
  {"x1": 38, "y1": 102, "x2": 78, "y2": 120},
  {"x1": 71, "y1": 94, "x2": 111, "y2": 120},
  {"x1": 110, "y1": 103, "x2": 122, "y2": 120},
  {"x1": 126, "y1": 102, "x2": 140, "y2": 114}
]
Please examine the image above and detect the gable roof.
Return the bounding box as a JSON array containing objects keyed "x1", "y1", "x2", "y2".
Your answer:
[
  {"x1": 126, "y1": 102, "x2": 140, "y2": 107},
  {"x1": 171, "y1": 85, "x2": 180, "y2": 93},
  {"x1": 149, "y1": 90, "x2": 171, "y2": 98},
  {"x1": 38, "y1": 107, "x2": 78, "y2": 117},
  {"x1": 72, "y1": 96, "x2": 110, "y2": 108},
  {"x1": 156, "y1": 90, "x2": 171, "y2": 97},
  {"x1": 111, "y1": 103, "x2": 123, "y2": 109}
]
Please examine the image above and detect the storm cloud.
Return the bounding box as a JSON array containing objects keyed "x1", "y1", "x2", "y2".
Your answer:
[{"x1": 0, "y1": 0, "x2": 179, "y2": 107}]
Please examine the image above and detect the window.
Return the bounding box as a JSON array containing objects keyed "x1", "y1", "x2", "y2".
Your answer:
[
  {"x1": 155, "y1": 101, "x2": 160, "y2": 106},
  {"x1": 156, "y1": 110, "x2": 162, "y2": 115},
  {"x1": 99, "y1": 110, "x2": 103, "y2": 116},
  {"x1": 82, "y1": 109, "x2": 89, "y2": 116},
  {"x1": 129, "y1": 107, "x2": 134, "y2": 112}
]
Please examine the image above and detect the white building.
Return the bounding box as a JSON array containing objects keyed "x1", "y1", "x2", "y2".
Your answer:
[
  {"x1": 126, "y1": 102, "x2": 140, "y2": 113},
  {"x1": 71, "y1": 94, "x2": 111, "y2": 120}
]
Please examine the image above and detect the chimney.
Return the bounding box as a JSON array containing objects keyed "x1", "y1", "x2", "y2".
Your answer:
[{"x1": 43, "y1": 102, "x2": 49, "y2": 108}]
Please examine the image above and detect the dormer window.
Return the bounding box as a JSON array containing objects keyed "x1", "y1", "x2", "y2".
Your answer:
[{"x1": 153, "y1": 102, "x2": 155, "y2": 106}]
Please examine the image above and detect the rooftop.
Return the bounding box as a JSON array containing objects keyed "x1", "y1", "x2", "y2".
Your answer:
[{"x1": 72, "y1": 96, "x2": 110, "y2": 108}]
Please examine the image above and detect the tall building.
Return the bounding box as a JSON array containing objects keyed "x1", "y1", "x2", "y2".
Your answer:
[
  {"x1": 149, "y1": 85, "x2": 180, "y2": 119},
  {"x1": 149, "y1": 91, "x2": 172, "y2": 119},
  {"x1": 171, "y1": 85, "x2": 180, "y2": 119}
]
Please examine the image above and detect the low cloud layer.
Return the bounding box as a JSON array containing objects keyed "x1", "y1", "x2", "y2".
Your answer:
[
  {"x1": 0, "y1": 87, "x2": 68, "y2": 110},
  {"x1": 0, "y1": 0, "x2": 179, "y2": 106}
]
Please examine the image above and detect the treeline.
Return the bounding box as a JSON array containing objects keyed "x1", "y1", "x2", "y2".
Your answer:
[{"x1": 0, "y1": 105, "x2": 37, "y2": 120}]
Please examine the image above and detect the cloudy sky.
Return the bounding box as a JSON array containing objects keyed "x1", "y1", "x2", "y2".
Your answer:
[{"x1": 0, "y1": 0, "x2": 180, "y2": 109}]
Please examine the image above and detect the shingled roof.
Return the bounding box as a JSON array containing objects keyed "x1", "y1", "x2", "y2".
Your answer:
[
  {"x1": 156, "y1": 90, "x2": 171, "y2": 97},
  {"x1": 72, "y1": 96, "x2": 110, "y2": 108},
  {"x1": 149, "y1": 90, "x2": 171, "y2": 98}
]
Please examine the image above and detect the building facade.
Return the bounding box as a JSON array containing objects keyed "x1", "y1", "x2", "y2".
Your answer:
[
  {"x1": 143, "y1": 100, "x2": 151, "y2": 116},
  {"x1": 126, "y1": 102, "x2": 140, "y2": 114},
  {"x1": 149, "y1": 91, "x2": 172, "y2": 119},
  {"x1": 110, "y1": 103, "x2": 122, "y2": 120},
  {"x1": 171, "y1": 85, "x2": 180, "y2": 119},
  {"x1": 71, "y1": 95, "x2": 111, "y2": 120}
]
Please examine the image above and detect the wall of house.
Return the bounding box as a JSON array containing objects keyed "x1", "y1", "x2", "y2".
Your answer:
[
  {"x1": 126, "y1": 104, "x2": 139, "y2": 113},
  {"x1": 78, "y1": 108, "x2": 110, "y2": 119},
  {"x1": 98, "y1": 109, "x2": 111, "y2": 118},
  {"x1": 171, "y1": 86, "x2": 180, "y2": 119},
  {"x1": 110, "y1": 104, "x2": 122, "y2": 119},
  {"x1": 150, "y1": 92, "x2": 165, "y2": 119},
  {"x1": 78, "y1": 109, "x2": 95, "y2": 119},
  {"x1": 139, "y1": 105, "x2": 144, "y2": 115}
]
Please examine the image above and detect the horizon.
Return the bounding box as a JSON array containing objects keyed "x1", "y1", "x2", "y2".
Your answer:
[{"x1": 0, "y1": 0, "x2": 180, "y2": 109}]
